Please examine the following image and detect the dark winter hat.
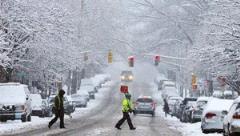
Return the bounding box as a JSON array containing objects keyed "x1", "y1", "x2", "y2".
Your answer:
[
  {"x1": 125, "y1": 93, "x2": 131, "y2": 99},
  {"x1": 59, "y1": 89, "x2": 65, "y2": 96}
]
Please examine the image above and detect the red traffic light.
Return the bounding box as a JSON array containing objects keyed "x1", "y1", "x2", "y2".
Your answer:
[
  {"x1": 154, "y1": 55, "x2": 160, "y2": 66},
  {"x1": 128, "y1": 56, "x2": 134, "y2": 67},
  {"x1": 155, "y1": 55, "x2": 160, "y2": 61}
]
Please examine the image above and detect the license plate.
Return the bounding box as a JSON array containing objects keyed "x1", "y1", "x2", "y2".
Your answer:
[{"x1": 15, "y1": 113, "x2": 22, "y2": 119}]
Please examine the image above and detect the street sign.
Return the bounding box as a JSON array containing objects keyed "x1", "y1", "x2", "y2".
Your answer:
[{"x1": 120, "y1": 85, "x2": 128, "y2": 93}]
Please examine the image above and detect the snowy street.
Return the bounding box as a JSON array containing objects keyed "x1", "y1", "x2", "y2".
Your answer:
[
  {"x1": 2, "y1": 82, "x2": 181, "y2": 136},
  {"x1": 1, "y1": 0, "x2": 240, "y2": 136}
]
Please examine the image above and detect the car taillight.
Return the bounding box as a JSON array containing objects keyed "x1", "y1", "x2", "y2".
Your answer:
[
  {"x1": 205, "y1": 112, "x2": 216, "y2": 119},
  {"x1": 233, "y1": 113, "x2": 240, "y2": 119}
]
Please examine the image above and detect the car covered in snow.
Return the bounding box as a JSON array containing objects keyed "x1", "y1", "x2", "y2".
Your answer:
[
  {"x1": 178, "y1": 97, "x2": 197, "y2": 122},
  {"x1": 120, "y1": 70, "x2": 133, "y2": 82},
  {"x1": 167, "y1": 96, "x2": 183, "y2": 116},
  {"x1": 133, "y1": 96, "x2": 156, "y2": 117},
  {"x1": 42, "y1": 99, "x2": 53, "y2": 117},
  {"x1": 162, "y1": 80, "x2": 176, "y2": 89},
  {"x1": 48, "y1": 95, "x2": 75, "y2": 115},
  {"x1": 180, "y1": 98, "x2": 197, "y2": 122},
  {"x1": 81, "y1": 78, "x2": 96, "y2": 99},
  {"x1": 223, "y1": 97, "x2": 240, "y2": 136},
  {"x1": 30, "y1": 94, "x2": 45, "y2": 117},
  {"x1": 71, "y1": 94, "x2": 88, "y2": 108},
  {"x1": 0, "y1": 83, "x2": 32, "y2": 122},
  {"x1": 201, "y1": 98, "x2": 233, "y2": 133},
  {"x1": 191, "y1": 97, "x2": 211, "y2": 123}
]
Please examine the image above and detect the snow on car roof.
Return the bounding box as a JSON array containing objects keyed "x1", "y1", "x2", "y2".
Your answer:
[
  {"x1": 169, "y1": 96, "x2": 183, "y2": 100},
  {"x1": 0, "y1": 84, "x2": 28, "y2": 105},
  {"x1": 30, "y1": 94, "x2": 42, "y2": 106},
  {"x1": 138, "y1": 96, "x2": 152, "y2": 99},
  {"x1": 197, "y1": 97, "x2": 211, "y2": 102},
  {"x1": 163, "y1": 81, "x2": 175, "y2": 85},
  {"x1": 203, "y1": 98, "x2": 233, "y2": 115}
]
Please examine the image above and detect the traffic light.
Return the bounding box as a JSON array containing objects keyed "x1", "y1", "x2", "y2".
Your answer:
[
  {"x1": 191, "y1": 74, "x2": 197, "y2": 85},
  {"x1": 154, "y1": 55, "x2": 160, "y2": 66},
  {"x1": 108, "y1": 50, "x2": 113, "y2": 63},
  {"x1": 128, "y1": 56, "x2": 134, "y2": 67},
  {"x1": 191, "y1": 73, "x2": 197, "y2": 90}
]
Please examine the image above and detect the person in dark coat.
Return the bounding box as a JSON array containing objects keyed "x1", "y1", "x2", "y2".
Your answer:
[
  {"x1": 163, "y1": 98, "x2": 169, "y2": 117},
  {"x1": 48, "y1": 89, "x2": 65, "y2": 129}
]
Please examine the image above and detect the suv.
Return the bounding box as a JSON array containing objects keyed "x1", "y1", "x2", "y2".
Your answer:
[
  {"x1": 121, "y1": 71, "x2": 133, "y2": 82},
  {"x1": 0, "y1": 83, "x2": 32, "y2": 122},
  {"x1": 133, "y1": 96, "x2": 156, "y2": 117}
]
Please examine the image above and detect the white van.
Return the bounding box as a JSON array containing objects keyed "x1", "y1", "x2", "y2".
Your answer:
[{"x1": 0, "y1": 83, "x2": 32, "y2": 122}]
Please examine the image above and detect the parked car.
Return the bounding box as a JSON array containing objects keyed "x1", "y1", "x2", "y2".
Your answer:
[
  {"x1": 162, "y1": 80, "x2": 176, "y2": 89},
  {"x1": 71, "y1": 94, "x2": 88, "y2": 108},
  {"x1": 201, "y1": 98, "x2": 233, "y2": 134},
  {"x1": 0, "y1": 83, "x2": 32, "y2": 122},
  {"x1": 191, "y1": 97, "x2": 211, "y2": 123},
  {"x1": 64, "y1": 96, "x2": 75, "y2": 115},
  {"x1": 48, "y1": 95, "x2": 75, "y2": 115},
  {"x1": 120, "y1": 70, "x2": 133, "y2": 82},
  {"x1": 179, "y1": 97, "x2": 197, "y2": 122},
  {"x1": 133, "y1": 96, "x2": 156, "y2": 117},
  {"x1": 223, "y1": 97, "x2": 240, "y2": 136},
  {"x1": 161, "y1": 87, "x2": 178, "y2": 100},
  {"x1": 181, "y1": 100, "x2": 197, "y2": 122},
  {"x1": 42, "y1": 99, "x2": 53, "y2": 117},
  {"x1": 81, "y1": 78, "x2": 96, "y2": 99},
  {"x1": 76, "y1": 89, "x2": 90, "y2": 102},
  {"x1": 30, "y1": 94, "x2": 45, "y2": 117},
  {"x1": 167, "y1": 96, "x2": 183, "y2": 116}
]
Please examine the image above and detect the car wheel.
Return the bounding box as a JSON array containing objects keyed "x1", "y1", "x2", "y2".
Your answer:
[
  {"x1": 202, "y1": 129, "x2": 208, "y2": 134},
  {"x1": 0, "y1": 119, "x2": 7, "y2": 122},
  {"x1": 152, "y1": 112, "x2": 155, "y2": 117},
  {"x1": 21, "y1": 116, "x2": 27, "y2": 122},
  {"x1": 27, "y1": 115, "x2": 31, "y2": 122}
]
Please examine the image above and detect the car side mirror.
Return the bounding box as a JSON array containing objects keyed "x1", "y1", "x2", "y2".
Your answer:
[{"x1": 222, "y1": 110, "x2": 228, "y2": 115}]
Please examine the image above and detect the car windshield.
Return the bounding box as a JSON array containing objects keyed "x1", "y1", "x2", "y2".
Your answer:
[
  {"x1": 187, "y1": 101, "x2": 196, "y2": 106},
  {"x1": 121, "y1": 71, "x2": 132, "y2": 75},
  {"x1": 197, "y1": 101, "x2": 207, "y2": 108},
  {"x1": 137, "y1": 98, "x2": 153, "y2": 103}
]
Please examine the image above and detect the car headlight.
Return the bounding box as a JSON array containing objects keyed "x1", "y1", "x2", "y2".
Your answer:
[
  {"x1": 128, "y1": 75, "x2": 133, "y2": 80},
  {"x1": 121, "y1": 76, "x2": 125, "y2": 80}
]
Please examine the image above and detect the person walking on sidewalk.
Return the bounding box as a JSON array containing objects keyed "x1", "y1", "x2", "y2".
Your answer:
[
  {"x1": 163, "y1": 98, "x2": 169, "y2": 117},
  {"x1": 48, "y1": 89, "x2": 66, "y2": 129},
  {"x1": 115, "y1": 93, "x2": 136, "y2": 130}
]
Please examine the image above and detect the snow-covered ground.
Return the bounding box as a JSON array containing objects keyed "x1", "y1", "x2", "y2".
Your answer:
[
  {"x1": 150, "y1": 82, "x2": 221, "y2": 136},
  {"x1": 0, "y1": 81, "x2": 115, "y2": 135}
]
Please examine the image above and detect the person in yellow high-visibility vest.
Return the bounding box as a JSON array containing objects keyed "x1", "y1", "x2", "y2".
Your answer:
[{"x1": 115, "y1": 93, "x2": 136, "y2": 130}]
